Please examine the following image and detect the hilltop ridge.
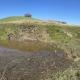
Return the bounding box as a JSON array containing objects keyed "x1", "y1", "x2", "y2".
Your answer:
[{"x1": 0, "y1": 16, "x2": 68, "y2": 25}]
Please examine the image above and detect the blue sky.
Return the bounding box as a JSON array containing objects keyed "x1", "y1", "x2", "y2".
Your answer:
[{"x1": 0, "y1": 0, "x2": 80, "y2": 24}]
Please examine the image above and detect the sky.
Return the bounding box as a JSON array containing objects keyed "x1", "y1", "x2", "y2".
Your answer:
[{"x1": 0, "y1": 0, "x2": 80, "y2": 24}]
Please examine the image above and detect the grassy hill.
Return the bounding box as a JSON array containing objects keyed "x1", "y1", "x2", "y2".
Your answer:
[
  {"x1": 0, "y1": 16, "x2": 80, "y2": 59},
  {"x1": 0, "y1": 16, "x2": 80, "y2": 80}
]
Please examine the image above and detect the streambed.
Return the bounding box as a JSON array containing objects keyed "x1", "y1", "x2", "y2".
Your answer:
[{"x1": 0, "y1": 46, "x2": 72, "y2": 80}]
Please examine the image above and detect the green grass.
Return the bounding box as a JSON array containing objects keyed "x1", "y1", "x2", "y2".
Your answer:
[
  {"x1": 0, "y1": 16, "x2": 41, "y2": 23},
  {"x1": 0, "y1": 16, "x2": 80, "y2": 80},
  {"x1": 0, "y1": 40, "x2": 59, "y2": 52},
  {"x1": 0, "y1": 20, "x2": 79, "y2": 55},
  {"x1": 53, "y1": 59, "x2": 80, "y2": 80},
  {"x1": 0, "y1": 16, "x2": 28, "y2": 20}
]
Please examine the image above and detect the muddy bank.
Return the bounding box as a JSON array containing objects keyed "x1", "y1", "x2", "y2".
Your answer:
[{"x1": 0, "y1": 46, "x2": 72, "y2": 80}]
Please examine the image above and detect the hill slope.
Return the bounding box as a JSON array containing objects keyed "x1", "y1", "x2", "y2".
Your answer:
[
  {"x1": 0, "y1": 16, "x2": 80, "y2": 80},
  {"x1": 0, "y1": 16, "x2": 80, "y2": 57}
]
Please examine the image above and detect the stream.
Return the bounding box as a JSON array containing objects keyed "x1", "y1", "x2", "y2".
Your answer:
[{"x1": 0, "y1": 46, "x2": 72, "y2": 80}]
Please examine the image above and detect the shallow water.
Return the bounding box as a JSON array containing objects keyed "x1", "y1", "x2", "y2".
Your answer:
[{"x1": 0, "y1": 46, "x2": 72, "y2": 80}]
